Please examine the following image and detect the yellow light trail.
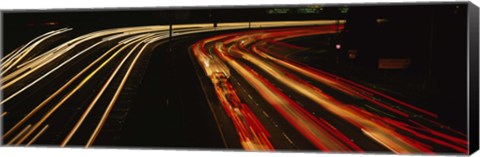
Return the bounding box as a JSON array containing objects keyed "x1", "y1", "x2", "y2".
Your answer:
[
  {"x1": 6, "y1": 124, "x2": 31, "y2": 145},
  {"x1": 1, "y1": 112, "x2": 7, "y2": 117},
  {"x1": 0, "y1": 27, "x2": 168, "y2": 105},
  {"x1": 61, "y1": 34, "x2": 156, "y2": 146},
  {"x1": 1, "y1": 43, "x2": 123, "y2": 139},
  {"x1": 1, "y1": 26, "x2": 166, "y2": 87},
  {"x1": 1, "y1": 46, "x2": 22, "y2": 64},
  {"x1": 10, "y1": 37, "x2": 148, "y2": 145},
  {"x1": 1, "y1": 52, "x2": 55, "y2": 83},
  {"x1": 15, "y1": 48, "x2": 58, "y2": 69},
  {"x1": 3, "y1": 28, "x2": 173, "y2": 144},
  {"x1": 3, "y1": 21, "x2": 344, "y2": 147},
  {"x1": 1, "y1": 28, "x2": 72, "y2": 75},
  {"x1": 1, "y1": 31, "x2": 56, "y2": 69},
  {"x1": 86, "y1": 35, "x2": 162, "y2": 147},
  {"x1": 26, "y1": 125, "x2": 49, "y2": 146}
]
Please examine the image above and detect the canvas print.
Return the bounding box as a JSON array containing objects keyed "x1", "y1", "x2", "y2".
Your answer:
[{"x1": 1, "y1": 2, "x2": 478, "y2": 155}]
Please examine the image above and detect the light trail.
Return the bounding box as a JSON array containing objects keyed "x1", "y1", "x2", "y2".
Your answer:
[
  {"x1": 1, "y1": 30, "x2": 57, "y2": 69},
  {"x1": 7, "y1": 32, "x2": 154, "y2": 144},
  {"x1": 1, "y1": 43, "x2": 124, "y2": 139},
  {"x1": 250, "y1": 47, "x2": 410, "y2": 118},
  {"x1": 192, "y1": 42, "x2": 275, "y2": 151},
  {"x1": 1, "y1": 28, "x2": 72, "y2": 76},
  {"x1": 6, "y1": 124, "x2": 32, "y2": 145},
  {"x1": 246, "y1": 29, "x2": 467, "y2": 151},
  {"x1": 86, "y1": 35, "x2": 167, "y2": 147},
  {"x1": 249, "y1": 28, "x2": 438, "y2": 118},
  {"x1": 0, "y1": 27, "x2": 168, "y2": 105},
  {"x1": 26, "y1": 125, "x2": 49, "y2": 146},
  {"x1": 4, "y1": 21, "x2": 304, "y2": 146},
  {"x1": 1, "y1": 112, "x2": 7, "y2": 117},
  {"x1": 196, "y1": 37, "x2": 362, "y2": 151},
  {"x1": 3, "y1": 23, "x2": 237, "y2": 146},
  {"x1": 10, "y1": 32, "x2": 162, "y2": 145},
  {"x1": 3, "y1": 20, "x2": 465, "y2": 153},
  {"x1": 1, "y1": 46, "x2": 22, "y2": 64},
  {"x1": 0, "y1": 27, "x2": 166, "y2": 89},
  {"x1": 191, "y1": 25, "x2": 467, "y2": 153},
  {"x1": 61, "y1": 34, "x2": 158, "y2": 146}
]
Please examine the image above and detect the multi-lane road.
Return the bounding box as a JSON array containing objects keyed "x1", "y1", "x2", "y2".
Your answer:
[
  {"x1": 1, "y1": 20, "x2": 468, "y2": 154},
  {"x1": 0, "y1": 20, "x2": 340, "y2": 147},
  {"x1": 190, "y1": 25, "x2": 468, "y2": 154}
]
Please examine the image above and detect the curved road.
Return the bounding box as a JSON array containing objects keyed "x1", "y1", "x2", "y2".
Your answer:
[{"x1": 0, "y1": 20, "x2": 468, "y2": 155}]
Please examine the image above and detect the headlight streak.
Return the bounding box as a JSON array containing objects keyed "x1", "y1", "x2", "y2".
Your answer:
[
  {"x1": 60, "y1": 34, "x2": 159, "y2": 146},
  {"x1": 2, "y1": 43, "x2": 124, "y2": 139},
  {"x1": 0, "y1": 27, "x2": 167, "y2": 91},
  {"x1": 85, "y1": 34, "x2": 168, "y2": 147},
  {"x1": 1, "y1": 28, "x2": 73, "y2": 76},
  {"x1": 25, "y1": 124, "x2": 49, "y2": 146},
  {"x1": 2, "y1": 26, "x2": 170, "y2": 144},
  {"x1": 2, "y1": 28, "x2": 63, "y2": 70}
]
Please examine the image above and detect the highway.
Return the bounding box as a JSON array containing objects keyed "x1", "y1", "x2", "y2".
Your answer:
[
  {"x1": 190, "y1": 25, "x2": 468, "y2": 154},
  {"x1": 1, "y1": 20, "x2": 339, "y2": 147},
  {"x1": 0, "y1": 20, "x2": 468, "y2": 154}
]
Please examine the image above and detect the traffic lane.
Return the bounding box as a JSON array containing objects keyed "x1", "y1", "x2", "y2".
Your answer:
[
  {"x1": 223, "y1": 25, "x2": 461, "y2": 150},
  {"x1": 1, "y1": 32, "x2": 135, "y2": 121},
  {"x1": 211, "y1": 40, "x2": 361, "y2": 151},
  {"x1": 92, "y1": 41, "x2": 167, "y2": 146},
  {"x1": 60, "y1": 41, "x2": 150, "y2": 146},
  {"x1": 256, "y1": 47, "x2": 461, "y2": 146},
  {"x1": 2, "y1": 30, "x2": 170, "y2": 124},
  {"x1": 251, "y1": 36, "x2": 468, "y2": 152},
  {"x1": 1, "y1": 26, "x2": 172, "y2": 97},
  {"x1": 3, "y1": 31, "x2": 163, "y2": 145},
  {"x1": 220, "y1": 34, "x2": 436, "y2": 153},
  {"x1": 256, "y1": 34, "x2": 441, "y2": 119},
  {"x1": 202, "y1": 38, "x2": 317, "y2": 150},
  {"x1": 190, "y1": 43, "x2": 244, "y2": 149},
  {"x1": 230, "y1": 51, "x2": 388, "y2": 152},
  {"x1": 226, "y1": 62, "x2": 316, "y2": 150},
  {"x1": 239, "y1": 46, "x2": 429, "y2": 153},
  {"x1": 202, "y1": 41, "x2": 319, "y2": 150},
  {"x1": 3, "y1": 40, "x2": 135, "y2": 146},
  {"x1": 2, "y1": 26, "x2": 227, "y2": 147},
  {"x1": 203, "y1": 41, "x2": 300, "y2": 150}
]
